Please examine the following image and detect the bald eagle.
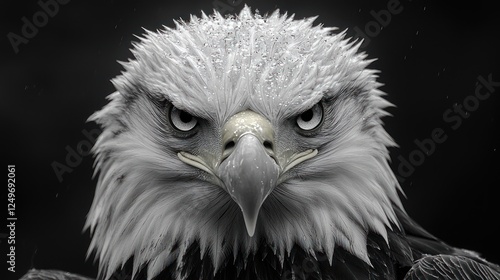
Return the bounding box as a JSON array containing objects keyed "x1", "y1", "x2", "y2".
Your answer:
[{"x1": 21, "y1": 6, "x2": 500, "y2": 280}]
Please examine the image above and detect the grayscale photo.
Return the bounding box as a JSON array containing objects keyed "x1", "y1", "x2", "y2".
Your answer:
[{"x1": 2, "y1": 0, "x2": 499, "y2": 279}]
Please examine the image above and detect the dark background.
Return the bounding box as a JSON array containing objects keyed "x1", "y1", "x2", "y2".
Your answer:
[{"x1": 1, "y1": 0, "x2": 499, "y2": 279}]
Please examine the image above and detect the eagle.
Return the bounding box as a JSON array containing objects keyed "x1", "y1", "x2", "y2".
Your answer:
[{"x1": 21, "y1": 6, "x2": 500, "y2": 280}]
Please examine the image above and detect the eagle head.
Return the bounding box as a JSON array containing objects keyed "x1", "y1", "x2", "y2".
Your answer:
[{"x1": 86, "y1": 6, "x2": 404, "y2": 279}]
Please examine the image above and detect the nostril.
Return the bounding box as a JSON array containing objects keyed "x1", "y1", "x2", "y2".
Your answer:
[
  {"x1": 263, "y1": 140, "x2": 273, "y2": 151},
  {"x1": 225, "y1": 141, "x2": 235, "y2": 151}
]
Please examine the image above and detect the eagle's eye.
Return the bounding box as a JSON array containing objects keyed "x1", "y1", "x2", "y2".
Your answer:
[
  {"x1": 169, "y1": 106, "x2": 198, "y2": 132},
  {"x1": 296, "y1": 103, "x2": 323, "y2": 131}
]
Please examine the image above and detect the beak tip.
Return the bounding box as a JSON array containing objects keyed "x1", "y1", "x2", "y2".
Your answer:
[
  {"x1": 243, "y1": 216, "x2": 257, "y2": 237},
  {"x1": 235, "y1": 200, "x2": 262, "y2": 237},
  {"x1": 247, "y1": 228, "x2": 256, "y2": 237}
]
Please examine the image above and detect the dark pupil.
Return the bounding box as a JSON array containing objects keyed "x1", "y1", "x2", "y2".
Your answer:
[
  {"x1": 179, "y1": 111, "x2": 193, "y2": 123},
  {"x1": 300, "y1": 109, "x2": 313, "y2": 122}
]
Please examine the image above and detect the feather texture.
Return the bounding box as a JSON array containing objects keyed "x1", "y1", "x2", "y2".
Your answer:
[
  {"x1": 404, "y1": 255, "x2": 500, "y2": 280},
  {"x1": 78, "y1": 6, "x2": 500, "y2": 280}
]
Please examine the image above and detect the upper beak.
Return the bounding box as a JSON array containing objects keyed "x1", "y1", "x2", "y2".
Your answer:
[{"x1": 217, "y1": 111, "x2": 279, "y2": 237}]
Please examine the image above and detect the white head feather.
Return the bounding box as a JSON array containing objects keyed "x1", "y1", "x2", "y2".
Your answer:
[{"x1": 86, "y1": 6, "x2": 404, "y2": 280}]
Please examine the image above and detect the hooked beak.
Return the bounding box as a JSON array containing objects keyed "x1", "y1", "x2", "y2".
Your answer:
[
  {"x1": 219, "y1": 134, "x2": 279, "y2": 236},
  {"x1": 178, "y1": 110, "x2": 318, "y2": 237},
  {"x1": 218, "y1": 111, "x2": 279, "y2": 237}
]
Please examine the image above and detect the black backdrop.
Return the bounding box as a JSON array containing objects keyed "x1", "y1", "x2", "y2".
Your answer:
[{"x1": 2, "y1": 0, "x2": 499, "y2": 279}]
